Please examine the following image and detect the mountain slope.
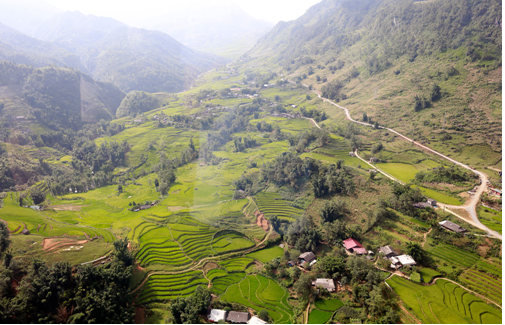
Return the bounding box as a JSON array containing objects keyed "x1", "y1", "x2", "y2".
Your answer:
[
  {"x1": 247, "y1": 0, "x2": 502, "y2": 156},
  {"x1": 0, "y1": 0, "x2": 61, "y2": 36},
  {"x1": 32, "y1": 11, "x2": 227, "y2": 93},
  {"x1": 143, "y1": 4, "x2": 272, "y2": 58},
  {"x1": 0, "y1": 22, "x2": 87, "y2": 72},
  {"x1": 0, "y1": 61, "x2": 125, "y2": 130},
  {"x1": 79, "y1": 26, "x2": 226, "y2": 93},
  {"x1": 33, "y1": 11, "x2": 127, "y2": 53}
]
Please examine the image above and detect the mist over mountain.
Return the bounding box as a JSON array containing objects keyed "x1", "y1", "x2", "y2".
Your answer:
[
  {"x1": 0, "y1": 22, "x2": 87, "y2": 72},
  {"x1": 0, "y1": 0, "x2": 61, "y2": 36},
  {"x1": 23, "y1": 11, "x2": 226, "y2": 93},
  {"x1": 139, "y1": 4, "x2": 273, "y2": 58}
]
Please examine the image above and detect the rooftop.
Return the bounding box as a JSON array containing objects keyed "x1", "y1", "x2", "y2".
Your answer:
[
  {"x1": 248, "y1": 316, "x2": 267, "y2": 324},
  {"x1": 312, "y1": 278, "x2": 336, "y2": 291},
  {"x1": 343, "y1": 238, "x2": 363, "y2": 250},
  {"x1": 439, "y1": 220, "x2": 467, "y2": 233},
  {"x1": 379, "y1": 245, "x2": 397, "y2": 256},
  {"x1": 299, "y1": 252, "x2": 316, "y2": 262},
  {"x1": 227, "y1": 311, "x2": 250, "y2": 323},
  {"x1": 391, "y1": 255, "x2": 416, "y2": 266},
  {"x1": 209, "y1": 309, "x2": 227, "y2": 323}
]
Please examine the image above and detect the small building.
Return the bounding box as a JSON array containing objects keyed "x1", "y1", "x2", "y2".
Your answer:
[
  {"x1": 343, "y1": 238, "x2": 367, "y2": 255},
  {"x1": 369, "y1": 157, "x2": 378, "y2": 163},
  {"x1": 490, "y1": 188, "x2": 502, "y2": 196},
  {"x1": 427, "y1": 199, "x2": 437, "y2": 207},
  {"x1": 349, "y1": 151, "x2": 356, "y2": 157},
  {"x1": 298, "y1": 252, "x2": 316, "y2": 265},
  {"x1": 21, "y1": 229, "x2": 30, "y2": 235},
  {"x1": 287, "y1": 260, "x2": 295, "y2": 267},
  {"x1": 209, "y1": 309, "x2": 227, "y2": 323},
  {"x1": 248, "y1": 316, "x2": 267, "y2": 324},
  {"x1": 230, "y1": 88, "x2": 241, "y2": 91},
  {"x1": 413, "y1": 202, "x2": 431, "y2": 209},
  {"x1": 16, "y1": 116, "x2": 25, "y2": 119},
  {"x1": 29, "y1": 206, "x2": 41, "y2": 210},
  {"x1": 379, "y1": 245, "x2": 398, "y2": 258},
  {"x1": 439, "y1": 220, "x2": 467, "y2": 234},
  {"x1": 139, "y1": 205, "x2": 151, "y2": 210},
  {"x1": 368, "y1": 169, "x2": 377, "y2": 173},
  {"x1": 226, "y1": 311, "x2": 250, "y2": 324},
  {"x1": 291, "y1": 104, "x2": 297, "y2": 108},
  {"x1": 312, "y1": 278, "x2": 336, "y2": 292},
  {"x1": 390, "y1": 255, "x2": 416, "y2": 269}
]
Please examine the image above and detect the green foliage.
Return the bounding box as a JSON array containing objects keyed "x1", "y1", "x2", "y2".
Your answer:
[
  {"x1": 29, "y1": 186, "x2": 46, "y2": 205},
  {"x1": 415, "y1": 166, "x2": 475, "y2": 184},
  {"x1": 318, "y1": 255, "x2": 345, "y2": 279},
  {"x1": 116, "y1": 91, "x2": 158, "y2": 118},
  {"x1": 113, "y1": 238, "x2": 135, "y2": 266},
  {"x1": 320, "y1": 199, "x2": 347, "y2": 223},
  {"x1": 0, "y1": 221, "x2": 11, "y2": 254},
  {"x1": 410, "y1": 271, "x2": 421, "y2": 282},
  {"x1": 170, "y1": 286, "x2": 211, "y2": 324}
]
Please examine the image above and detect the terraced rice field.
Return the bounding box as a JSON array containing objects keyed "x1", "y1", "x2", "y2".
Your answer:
[
  {"x1": 221, "y1": 275, "x2": 293, "y2": 323},
  {"x1": 135, "y1": 216, "x2": 254, "y2": 268},
  {"x1": 137, "y1": 271, "x2": 207, "y2": 304},
  {"x1": 253, "y1": 192, "x2": 304, "y2": 221},
  {"x1": 211, "y1": 272, "x2": 246, "y2": 295},
  {"x1": 429, "y1": 244, "x2": 480, "y2": 267},
  {"x1": 459, "y1": 269, "x2": 502, "y2": 304},
  {"x1": 246, "y1": 246, "x2": 284, "y2": 263},
  {"x1": 387, "y1": 276, "x2": 502, "y2": 324}
]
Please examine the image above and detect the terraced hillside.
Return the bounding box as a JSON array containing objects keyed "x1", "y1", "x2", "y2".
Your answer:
[
  {"x1": 387, "y1": 276, "x2": 501, "y2": 324},
  {"x1": 254, "y1": 192, "x2": 304, "y2": 221}
]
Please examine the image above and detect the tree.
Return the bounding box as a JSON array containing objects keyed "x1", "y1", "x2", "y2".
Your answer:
[
  {"x1": 258, "y1": 310, "x2": 270, "y2": 322},
  {"x1": 30, "y1": 187, "x2": 46, "y2": 205},
  {"x1": 294, "y1": 274, "x2": 314, "y2": 300},
  {"x1": 306, "y1": 94, "x2": 311, "y2": 100},
  {"x1": 318, "y1": 255, "x2": 345, "y2": 279},
  {"x1": 117, "y1": 184, "x2": 123, "y2": 194},
  {"x1": 406, "y1": 242, "x2": 426, "y2": 263},
  {"x1": 113, "y1": 238, "x2": 134, "y2": 266},
  {"x1": 320, "y1": 200, "x2": 347, "y2": 223},
  {"x1": 170, "y1": 286, "x2": 210, "y2": 324},
  {"x1": 363, "y1": 112, "x2": 368, "y2": 122},
  {"x1": 0, "y1": 221, "x2": 10, "y2": 253}
]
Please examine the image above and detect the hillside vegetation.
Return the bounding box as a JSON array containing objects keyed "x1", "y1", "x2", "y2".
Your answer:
[
  {"x1": 116, "y1": 91, "x2": 158, "y2": 118},
  {"x1": 248, "y1": 0, "x2": 502, "y2": 163}
]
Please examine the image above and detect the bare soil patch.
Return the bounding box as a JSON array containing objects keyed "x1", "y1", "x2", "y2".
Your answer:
[
  {"x1": 42, "y1": 238, "x2": 88, "y2": 252},
  {"x1": 134, "y1": 307, "x2": 146, "y2": 324},
  {"x1": 256, "y1": 212, "x2": 269, "y2": 231},
  {"x1": 48, "y1": 204, "x2": 87, "y2": 211},
  {"x1": 203, "y1": 262, "x2": 219, "y2": 274},
  {"x1": 448, "y1": 208, "x2": 473, "y2": 222}
]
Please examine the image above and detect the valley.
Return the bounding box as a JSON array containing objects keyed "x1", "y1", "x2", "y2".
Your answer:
[{"x1": 0, "y1": 0, "x2": 502, "y2": 324}]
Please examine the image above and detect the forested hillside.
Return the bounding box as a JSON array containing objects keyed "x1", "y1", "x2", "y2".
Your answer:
[
  {"x1": 0, "y1": 22, "x2": 86, "y2": 72},
  {"x1": 0, "y1": 61, "x2": 124, "y2": 130},
  {"x1": 29, "y1": 11, "x2": 227, "y2": 93},
  {"x1": 248, "y1": 0, "x2": 502, "y2": 159}
]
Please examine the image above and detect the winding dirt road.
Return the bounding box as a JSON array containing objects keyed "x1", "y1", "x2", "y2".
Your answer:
[{"x1": 306, "y1": 89, "x2": 501, "y2": 240}]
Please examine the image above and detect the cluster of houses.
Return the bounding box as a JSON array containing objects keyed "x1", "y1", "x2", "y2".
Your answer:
[
  {"x1": 209, "y1": 310, "x2": 267, "y2": 324},
  {"x1": 378, "y1": 245, "x2": 416, "y2": 269},
  {"x1": 269, "y1": 112, "x2": 297, "y2": 119}
]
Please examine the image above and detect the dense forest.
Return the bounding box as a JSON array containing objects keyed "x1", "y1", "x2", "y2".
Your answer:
[{"x1": 116, "y1": 91, "x2": 158, "y2": 118}]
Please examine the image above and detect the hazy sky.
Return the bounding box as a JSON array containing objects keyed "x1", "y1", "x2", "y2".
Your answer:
[{"x1": 42, "y1": 0, "x2": 322, "y2": 24}]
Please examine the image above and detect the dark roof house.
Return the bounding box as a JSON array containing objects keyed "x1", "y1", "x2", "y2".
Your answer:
[
  {"x1": 379, "y1": 245, "x2": 398, "y2": 258},
  {"x1": 298, "y1": 252, "x2": 316, "y2": 264},
  {"x1": 226, "y1": 311, "x2": 250, "y2": 324},
  {"x1": 439, "y1": 220, "x2": 467, "y2": 233},
  {"x1": 139, "y1": 205, "x2": 151, "y2": 210}
]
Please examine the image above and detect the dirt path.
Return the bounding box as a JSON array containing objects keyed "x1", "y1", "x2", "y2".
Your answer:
[
  {"x1": 422, "y1": 228, "x2": 432, "y2": 248},
  {"x1": 130, "y1": 225, "x2": 273, "y2": 295},
  {"x1": 304, "y1": 298, "x2": 310, "y2": 324},
  {"x1": 302, "y1": 87, "x2": 500, "y2": 240}
]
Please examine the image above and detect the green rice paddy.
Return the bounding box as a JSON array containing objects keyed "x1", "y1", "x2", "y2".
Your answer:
[{"x1": 387, "y1": 276, "x2": 502, "y2": 324}]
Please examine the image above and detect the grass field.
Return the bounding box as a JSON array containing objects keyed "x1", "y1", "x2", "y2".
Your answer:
[
  {"x1": 477, "y1": 206, "x2": 502, "y2": 234},
  {"x1": 220, "y1": 274, "x2": 293, "y2": 324},
  {"x1": 246, "y1": 246, "x2": 284, "y2": 263},
  {"x1": 428, "y1": 243, "x2": 480, "y2": 268},
  {"x1": 418, "y1": 268, "x2": 442, "y2": 283},
  {"x1": 314, "y1": 298, "x2": 344, "y2": 311},
  {"x1": 308, "y1": 309, "x2": 333, "y2": 324},
  {"x1": 459, "y1": 262, "x2": 502, "y2": 304},
  {"x1": 137, "y1": 271, "x2": 207, "y2": 304},
  {"x1": 387, "y1": 276, "x2": 502, "y2": 324}
]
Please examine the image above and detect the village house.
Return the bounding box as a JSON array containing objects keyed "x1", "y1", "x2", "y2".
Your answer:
[
  {"x1": 226, "y1": 311, "x2": 250, "y2": 324},
  {"x1": 439, "y1": 220, "x2": 467, "y2": 234},
  {"x1": 298, "y1": 252, "x2": 316, "y2": 265},
  {"x1": 378, "y1": 245, "x2": 398, "y2": 258},
  {"x1": 369, "y1": 157, "x2": 378, "y2": 163},
  {"x1": 390, "y1": 255, "x2": 416, "y2": 269},
  {"x1": 349, "y1": 151, "x2": 356, "y2": 157},
  {"x1": 490, "y1": 188, "x2": 502, "y2": 196},
  {"x1": 342, "y1": 238, "x2": 367, "y2": 255},
  {"x1": 208, "y1": 309, "x2": 227, "y2": 323},
  {"x1": 139, "y1": 205, "x2": 151, "y2": 211},
  {"x1": 312, "y1": 278, "x2": 336, "y2": 292},
  {"x1": 413, "y1": 199, "x2": 437, "y2": 209}
]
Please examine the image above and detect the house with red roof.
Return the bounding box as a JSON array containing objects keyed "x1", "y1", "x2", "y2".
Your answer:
[{"x1": 342, "y1": 238, "x2": 367, "y2": 255}]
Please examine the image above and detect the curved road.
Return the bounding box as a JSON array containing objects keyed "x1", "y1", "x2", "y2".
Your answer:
[{"x1": 304, "y1": 89, "x2": 500, "y2": 239}]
